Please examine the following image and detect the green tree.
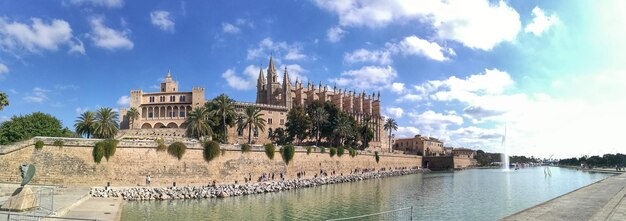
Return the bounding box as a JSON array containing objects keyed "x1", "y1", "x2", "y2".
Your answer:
[
  {"x1": 93, "y1": 142, "x2": 105, "y2": 164},
  {"x1": 330, "y1": 147, "x2": 337, "y2": 157},
  {"x1": 155, "y1": 138, "x2": 167, "y2": 151},
  {"x1": 93, "y1": 108, "x2": 119, "y2": 139},
  {"x1": 281, "y1": 144, "x2": 296, "y2": 165},
  {"x1": 358, "y1": 116, "x2": 374, "y2": 150},
  {"x1": 168, "y1": 142, "x2": 187, "y2": 160},
  {"x1": 383, "y1": 118, "x2": 398, "y2": 152},
  {"x1": 102, "y1": 139, "x2": 118, "y2": 161},
  {"x1": 264, "y1": 143, "x2": 276, "y2": 160},
  {"x1": 0, "y1": 92, "x2": 8, "y2": 111},
  {"x1": 203, "y1": 141, "x2": 221, "y2": 163},
  {"x1": 310, "y1": 107, "x2": 329, "y2": 146},
  {"x1": 209, "y1": 94, "x2": 236, "y2": 143},
  {"x1": 237, "y1": 106, "x2": 266, "y2": 144},
  {"x1": 241, "y1": 143, "x2": 251, "y2": 153},
  {"x1": 126, "y1": 107, "x2": 140, "y2": 129},
  {"x1": 270, "y1": 128, "x2": 288, "y2": 145},
  {"x1": 184, "y1": 107, "x2": 213, "y2": 140},
  {"x1": 332, "y1": 115, "x2": 352, "y2": 146},
  {"x1": 74, "y1": 111, "x2": 96, "y2": 138},
  {"x1": 286, "y1": 106, "x2": 311, "y2": 145},
  {"x1": 0, "y1": 112, "x2": 67, "y2": 145}
]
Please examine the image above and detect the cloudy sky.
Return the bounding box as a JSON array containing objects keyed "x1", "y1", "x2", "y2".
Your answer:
[{"x1": 1, "y1": 0, "x2": 625, "y2": 158}]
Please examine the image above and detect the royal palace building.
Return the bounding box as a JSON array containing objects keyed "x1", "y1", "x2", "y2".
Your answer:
[{"x1": 121, "y1": 57, "x2": 389, "y2": 150}]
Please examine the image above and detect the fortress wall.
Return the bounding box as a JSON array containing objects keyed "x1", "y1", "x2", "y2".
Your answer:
[{"x1": 0, "y1": 138, "x2": 421, "y2": 187}]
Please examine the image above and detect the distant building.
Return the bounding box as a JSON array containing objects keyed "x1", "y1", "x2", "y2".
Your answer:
[
  {"x1": 444, "y1": 147, "x2": 453, "y2": 156},
  {"x1": 393, "y1": 135, "x2": 444, "y2": 156},
  {"x1": 452, "y1": 148, "x2": 476, "y2": 158}
]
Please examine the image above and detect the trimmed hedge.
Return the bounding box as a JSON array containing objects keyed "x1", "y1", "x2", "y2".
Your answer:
[
  {"x1": 329, "y1": 147, "x2": 336, "y2": 157},
  {"x1": 34, "y1": 140, "x2": 44, "y2": 150},
  {"x1": 103, "y1": 139, "x2": 118, "y2": 161},
  {"x1": 320, "y1": 146, "x2": 326, "y2": 153},
  {"x1": 53, "y1": 140, "x2": 64, "y2": 148},
  {"x1": 337, "y1": 146, "x2": 345, "y2": 157},
  {"x1": 375, "y1": 151, "x2": 380, "y2": 163},
  {"x1": 203, "y1": 141, "x2": 221, "y2": 163},
  {"x1": 155, "y1": 138, "x2": 167, "y2": 152},
  {"x1": 93, "y1": 142, "x2": 105, "y2": 164},
  {"x1": 349, "y1": 147, "x2": 357, "y2": 158},
  {"x1": 241, "y1": 143, "x2": 251, "y2": 153},
  {"x1": 264, "y1": 143, "x2": 275, "y2": 160},
  {"x1": 168, "y1": 142, "x2": 187, "y2": 161},
  {"x1": 305, "y1": 146, "x2": 312, "y2": 155}
]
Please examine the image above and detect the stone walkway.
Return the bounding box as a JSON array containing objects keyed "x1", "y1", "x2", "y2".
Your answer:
[
  {"x1": 504, "y1": 173, "x2": 626, "y2": 221},
  {"x1": 60, "y1": 197, "x2": 122, "y2": 221}
]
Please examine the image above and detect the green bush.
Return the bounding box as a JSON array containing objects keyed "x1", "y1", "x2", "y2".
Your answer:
[
  {"x1": 241, "y1": 143, "x2": 251, "y2": 153},
  {"x1": 330, "y1": 147, "x2": 337, "y2": 157},
  {"x1": 103, "y1": 139, "x2": 118, "y2": 161},
  {"x1": 0, "y1": 112, "x2": 68, "y2": 145},
  {"x1": 203, "y1": 141, "x2": 221, "y2": 163},
  {"x1": 320, "y1": 146, "x2": 326, "y2": 153},
  {"x1": 349, "y1": 147, "x2": 357, "y2": 158},
  {"x1": 93, "y1": 142, "x2": 105, "y2": 164},
  {"x1": 306, "y1": 146, "x2": 312, "y2": 155},
  {"x1": 168, "y1": 142, "x2": 187, "y2": 161},
  {"x1": 155, "y1": 138, "x2": 167, "y2": 152},
  {"x1": 375, "y1": 151, "x2": 380, "y2": 163},
  {"x1": 281, "y1": 145, "x2": 296, "y2": 165},
  {"x1": 34, "y1": 140, "x2": 44, "y2": 150},
  {"x1": 53, "y1": 140, "x2": 64, "y2": 148},
  {"x1": 337, "y1": 146, "x2": 345, "y2": 157},
  {"x1": 264, "y1": 143, "x2": 275, "y2": 160}
]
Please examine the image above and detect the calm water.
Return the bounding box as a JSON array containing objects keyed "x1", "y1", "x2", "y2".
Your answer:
[{"x1": 121, "y1": 167, "x2": 613, "y2": 221}]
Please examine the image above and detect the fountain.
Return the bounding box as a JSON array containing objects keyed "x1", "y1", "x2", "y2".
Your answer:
[{"x1": 501, "y1": 124, "x2": 509, "y2": 171}]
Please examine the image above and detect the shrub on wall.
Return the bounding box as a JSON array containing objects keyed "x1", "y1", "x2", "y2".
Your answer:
[
  {"x1": 305, "y1": 146, "x2": 312, "y2": 155},
  {"x1": 34, "y1": 140, "x2": 44, "y2": 150},
  {"x1": 103, "y1": 139, "x2": 118, "y2": 161},
  {"x1": 337, "y1": 146, "x2": 345, "y2": 157},
  {"x1": 281, "y1": 144, "x2": 295, "y2": 165},
  {"x1": 93, "y1": 142, "x2": 105, "y2": 164},
  {"x1": 329, "y1": 147, "x2": 336, "y2": 157},
  {"x1": 264, "y1": 143, "x2": 275, "y2": 160},
  {"x1": 203, "y1": 141, "x2": 221, "y2": 163},
  {"x1": 320, "y1": 146, "x2": 326, "y2": 153},
  {"x1": 349, "y1": 147, "x2": 357, "y2": 158},
  {"x1": 375, "y1": 151, "x2": 380, "y2": 163},
  {"x1": 241, "y1": 143, "x2": 251, "y2": 153},
  {"x1": 155, "y1": 138, "x2": 167, "y2": 152},
  {"x1": 53, "y1": 140, "x2": 64, "y2": 148},
  {"x1": 168, "y1": 142, "x2": 187, "y2": 161}
]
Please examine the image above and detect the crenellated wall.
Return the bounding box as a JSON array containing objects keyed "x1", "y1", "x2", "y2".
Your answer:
[{"x1": 0, "y1": 137, "x2": 422, "y2": 187}]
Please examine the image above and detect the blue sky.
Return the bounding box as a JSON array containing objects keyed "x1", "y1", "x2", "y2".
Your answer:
[{"x1": 1, "y1": 0, "x2": 625, "y2": 158}]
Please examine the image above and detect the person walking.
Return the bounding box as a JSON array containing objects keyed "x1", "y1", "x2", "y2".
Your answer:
[{"x1": 146, "y1": 175, "x2": 151, "y2": 186}]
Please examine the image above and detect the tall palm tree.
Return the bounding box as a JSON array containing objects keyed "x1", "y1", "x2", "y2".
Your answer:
[
  {"x1": 93, "y1": 108, "x2": 119, "y2": 139},
  {"x1": 359, "y1": 116, "x2": 375, "y2": 149},
  {"x1": 311, "y1": 107, "x2": 329, "y2": 146},
  {"x1": 74, "y1": 111, "x2": 96, "y2": 138},
  {"x1": 184, "y1": 107, "x2": 213, "y2": 140},
  {"x1": 333, "y1": 115, "x2": 352, "y2": 146},
  {"x1": 383, "y1": 118, "x2": 398, "y2": 152},
  {"x1": 210, "y1": 94, "x2": 236, "y2": 143},
  {"x1": 127, "y1": 107, "x2": 140, "y2": 129},
  {"x1": 237, "y1": 106, "x2": 266, "y2": 144}
]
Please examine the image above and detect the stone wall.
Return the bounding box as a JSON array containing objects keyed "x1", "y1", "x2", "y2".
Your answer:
[{"x1": 0, "y1": 138, "x2": 421, "y2": 187}]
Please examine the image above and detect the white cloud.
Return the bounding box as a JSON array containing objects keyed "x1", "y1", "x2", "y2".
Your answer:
[
  {"x1": 429, "y1": 69, "x2": 514, "y2": 102},
  {"x1": 344, "y1": 49, "x2": 392, "y2": 65},
  {"x1": 330, "y1": 65, "x2": 397, "y2": 91},
  {"x1": 75, "y1": 107, "x2": 89, "y2": 114},
  {"x1": 396, "y1": 93, "x2": 424, "y2": 102},
  {"x1": 54, "y1": 84, "x2": 79, "y2": 90},
  {"x1": 385, "y1": 107, "x2": 404, "y2": 118},
  {"x1": 395, "y1": 126, "x2": 420, "y2": 138},
  {"x1": 278, "y1": 64, "x2": 308, "y2": 84},
  {"x1": 221, "y1": 65, "x2": 261, "y2": 91},
  {"x1": 116, "y1": 95, "x2": 130, "y2": 106},
  {"x1": 525, "y1": 7, "x2": 558, "y2": 36},
  {"x1": 65, "y1": 0, "x2": 123, "y2": 8},
  {"x1": 388, "y1": 36, "x2": 452, "y2": 61},
  {"x1": 247, "y1": 38, "x2": 307, "y2": 61},
  {"x1": 412, "y1": 110, "x2": 463, "y2": 127},
  {"x1": 68, "y1": 38, "x2": 85, "y2": 54},
  {"x1": 390, "y1": 82, "x2": 405, "y2": 94},
  {"x1": 314, "y1": 0, "x2": 521, "y2": 50},
  {"x1": 88, "y1": 16, "x2": 133, "y2": 50},
  {"x1": 0, "y1": 17, "x2": 81, "y2": 54},
  {"x1": 0, "y1": 63, "x2": 8, "y2": 78},
  {"x1": 327, "y1": 26, "x2": 347, "y2": 42},
  {"x1": 23, "y1": 87, "x2": 49, "y2": 103},
  {"x1": 150, "y1": 11, "x2": 175, "y2": 32},
  {"x1": 222, "y1": 23, "x2": 240, "y2": 34}
]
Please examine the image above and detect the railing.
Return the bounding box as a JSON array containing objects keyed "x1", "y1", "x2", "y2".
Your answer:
[
  {"x1": 1, "y1": 187, "x2": 55, "y2": 220},
  {"x1": 0, "y1": 212, "x2": 97, "y2": 221},
  {"x1": 326, "y1": 206, "x2": 414, "y2": 221}
]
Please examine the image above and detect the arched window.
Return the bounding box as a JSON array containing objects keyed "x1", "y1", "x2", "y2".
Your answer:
[
  {"x1": 237, "y1": 128, "x2": 244, "y2": 137},
  {"x1": 268, "y1": 128, "x2": 273, "y2": 137},
  {"x1": 253, "y1": 127, "x2": 259, "y2": 137}
]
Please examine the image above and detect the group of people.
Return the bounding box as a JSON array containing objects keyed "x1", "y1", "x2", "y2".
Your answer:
[
  {"x1": 256, "y1": 172, "x2": 285, "y2": 182},
  {"x1": 616, "y1": 165, "x2": 625, "y2": 171}
]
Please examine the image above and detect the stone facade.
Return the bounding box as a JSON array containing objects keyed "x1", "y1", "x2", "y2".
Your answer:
[
  {"x1": 0, "y1": 137, "x2": 421, "y2": 187},
  {"x1": 393, "y1": 135, "x2": 444, "y2": 156}
]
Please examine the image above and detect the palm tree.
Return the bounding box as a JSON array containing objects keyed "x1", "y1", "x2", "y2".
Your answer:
[
  {"x1": 383, "y1": 118, "x2": 398, "y2": 152},
  {"x1": 333, "y1": 115, "x2": 352, "y2": 146},
  {"x1": 237, "y1": 106, "x2": 266, "y2": 144},
  {"x1": 311, "y1": 107, "x2": 329, "y2": 146},
  {"x1": 0, "y1": 92, "x2": 8, "y2": 111},
  {"x1": 184, "y1": 107, "x2": 213, "y2": 140},
  {"x1": 127, "y1": 107, "x2": 140, "y2": 129},
  {"x1": 74, "y1": 111, "x2": 96, "y2": 138},
  {"x1": 210, "y1": 94, "x2": 236, "y2": 143},
  {"x1": 359, "y1": 116, "x2": 375, "y2": 149},
  {"x1": 93, "y1": 108, "x2": 119, "y2": 139}
]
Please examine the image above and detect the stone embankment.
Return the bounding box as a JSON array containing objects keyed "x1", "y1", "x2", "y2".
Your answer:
[{"x1": 90, "y1": 169, "x2": 424, "y2": 201}]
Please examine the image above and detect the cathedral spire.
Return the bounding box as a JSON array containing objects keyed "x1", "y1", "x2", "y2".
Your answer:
[
  {"x1": 283, "y1": 66, "x2": 290, "y2": 86},
  {"x1": 257, "y1": 65, "x2": 266, "y2": 84}
]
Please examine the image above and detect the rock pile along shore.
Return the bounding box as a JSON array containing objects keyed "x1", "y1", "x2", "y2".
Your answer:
[{"x1": 90, "y1": 169, "x2": 425, "y2": 201}]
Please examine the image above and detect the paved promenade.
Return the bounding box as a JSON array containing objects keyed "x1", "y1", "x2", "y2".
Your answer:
[{"x1": 504, "y1": 172, "x2": 626, "y2": 221}]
